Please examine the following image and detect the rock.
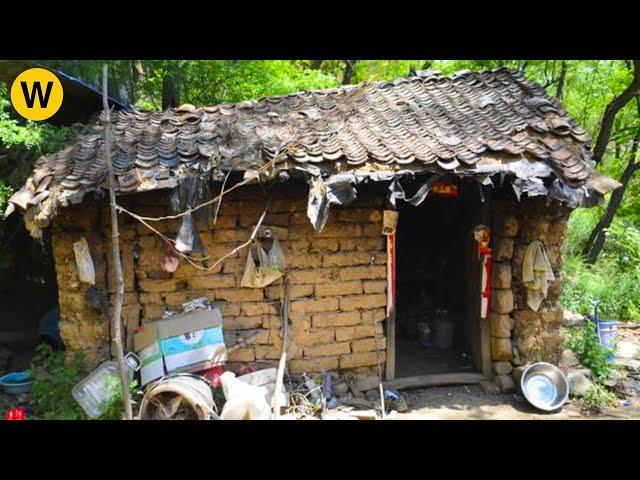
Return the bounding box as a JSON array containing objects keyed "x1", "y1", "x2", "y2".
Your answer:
[
  {"x1": 493, "y1": 361, "x2": 513, "y2": 375},
  {"x1": 331, "y1": 380, "x2": 349, "y2": 397},
  {"x1": 567, "y1": 371, "x2": 593, "y2": 397},
  {"x1": 602, "y1": 370, "x2": 624, "y2": 388},
  {"x1": 559, "y1": 349, "x2": 579, "y2": 368},
  {"x1": 512, "y1": 347, "x2": 522, "y2": 366},
  {"x1": 512, "y1": 366, "x2": 527, "y2": 386},
  {"x1": 480, "y1": 380, "x2": 501, "y2": 395},
  {"x1": 615, "y1": 357, "x2": 640, "y2": 373},
  {"x1": 571, "y1": 367, "x2": 592, "y2": 378},
  {"x1": 562, "y1": 311, "x2": 584, "y2": 328},
  {"x1": 496, "y1": 374, "x2": 516, "y2": 393},
  {"x1": 617, "y1": 341, "x2": 639, "y2": 360}
]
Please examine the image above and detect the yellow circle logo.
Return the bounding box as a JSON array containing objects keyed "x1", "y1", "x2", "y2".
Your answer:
[{"x1": 10, "y1": 68, "x2": 63, "y2": 121}]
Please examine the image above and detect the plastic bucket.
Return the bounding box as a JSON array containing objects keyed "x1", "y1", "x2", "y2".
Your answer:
[
  {"x1": 596, "y1": 320, "x2": 617, "y2": 362},
  {"x1": 433, "y1": 318, "x2": 454, "y2": 350}
]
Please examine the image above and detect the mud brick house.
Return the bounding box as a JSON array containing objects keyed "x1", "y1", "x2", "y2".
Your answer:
[{"x1": 6, "y1": 68, "x2": 620, "y2": 390}]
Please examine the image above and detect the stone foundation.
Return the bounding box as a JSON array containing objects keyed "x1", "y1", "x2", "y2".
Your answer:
[{"x1": 490, "y1": 193, "x2": 571, "y2": 391}]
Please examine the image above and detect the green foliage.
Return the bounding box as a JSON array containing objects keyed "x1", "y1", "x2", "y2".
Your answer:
[
  {"x1": 28, "y1": 344, "x2": 89, "y2": 420},
  {"x1": 579, "y1": 382, "x2": 617, "y2": 409},
  {"x1": 566, "y1": 321, "x2": 614, "y2": 380},
  {"x1": 98, "y1": 377, "x2": 140, "y2": 420}
]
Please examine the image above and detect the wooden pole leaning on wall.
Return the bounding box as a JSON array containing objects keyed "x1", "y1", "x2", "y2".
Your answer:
[{"x1": 102, "y1": 64, "x2": 133, "y2": 420}]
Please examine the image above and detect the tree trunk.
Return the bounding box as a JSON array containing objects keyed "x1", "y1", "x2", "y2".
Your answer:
[
  {"x1": 556, "y1": 60, "x2": 567, "y2": 102},
  {"x1": 593, "y1": 60, "x2": 640, "y2": 164},
  {"x1": 342, "y1": 60, "x2": 358, "y2": 85},
  {"x1": 310, "y1": 60, "x2": 324, "y2": 70},
  {"x1": 102, "y1": 65, "x2": 133, "y2": 420},
  {"x1": 162, "y1": 72, "x2": 180, "y2": 109},
  {"x1": 583, "y1": 130, "x2": 640, "y2": 264}
]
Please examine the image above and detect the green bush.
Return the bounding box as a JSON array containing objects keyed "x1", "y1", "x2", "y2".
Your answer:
[
  {"x1": 28, "y1": 344, "x2": 89, "y2": 420},
  {"x1": 98, "y1": 377, "x2": 139, "y2": 420},
  {"x1": 565, "y1": 320, "x2": 614, "y2": 380}
]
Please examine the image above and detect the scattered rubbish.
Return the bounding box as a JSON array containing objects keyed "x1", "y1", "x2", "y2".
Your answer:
[
  {"x1": 322, "y1": 372, "x2": 338, "y2": 409},
  {"x1": 72, "y1": 236, "x2": 95, "y2": 285},
  {"x1": 134, "y1": 303, "x2": 226, "y2": 386},
  {"x1": 302, "y1": 373, "x2": 322, "y2": 408},
  {"x1": 139, "y1": 373, "x2": 218, "y2": 420},
  {"x1": 72, "y1": 361, "x2": 134, "y2": 419},
  {"x1": 240, "y1": 229, "x2": 285, "y2": 288},
  {"x1": 219, "y1": 371, "x2": 271, "y2": 420},
  {"x1": 0, "y1": 371, "x2": 34, "y2": 395},
  {"x1": 522, "y1": 240, "x2": 554, "y2": 311},
  {"x1": 4, "y1": 406, "x2": 26, "y2": 420},
  {"x1": 619, "y1": 399, "x2": 632, "y2": 407},
  {"x1": 161, "y1": 241, "x2": 180, "y2": 273},
  {"x1": 238, "y1": 367, "x2": 288, "y2": 410},
  {"x1": 520, "y1": 362, "x2": 569, "y2": 411}
]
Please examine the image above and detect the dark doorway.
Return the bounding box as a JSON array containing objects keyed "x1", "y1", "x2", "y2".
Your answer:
[{"x1": 394, "y1": 180, "x2": 483, "y2": 378}]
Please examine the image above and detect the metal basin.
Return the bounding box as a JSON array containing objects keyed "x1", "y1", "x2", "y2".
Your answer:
[{"x1": 521, "y1": 362, "x2": 569, "y2": 412}]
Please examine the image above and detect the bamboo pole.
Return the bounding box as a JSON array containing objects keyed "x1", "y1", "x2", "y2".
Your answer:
[{"x1": 102, "y1": 64, "x2": 133, "y2": 420}]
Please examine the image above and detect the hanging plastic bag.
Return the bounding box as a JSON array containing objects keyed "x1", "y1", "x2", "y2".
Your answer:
[
  {"x1": 219, "y1": 371, "x2": 271, "y2": 420},
  {"x1": 73, "y1": 237, "x2": 95, "y2": 285},
  {"x1": 240, "y1": 229, "x2": 285, "y2": 288}
]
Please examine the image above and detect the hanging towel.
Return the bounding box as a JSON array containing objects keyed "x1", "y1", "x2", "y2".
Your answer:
[{"x1": 522, "y1": 240, "x2": 555, "y2": 311}]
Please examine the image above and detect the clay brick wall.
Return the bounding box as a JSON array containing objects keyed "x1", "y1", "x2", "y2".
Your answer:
[{"x1": 52, "y1": 183, "x2": 388, "y2": 374}]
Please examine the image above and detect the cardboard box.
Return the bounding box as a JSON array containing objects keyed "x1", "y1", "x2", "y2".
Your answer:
[{"x1": 133, "y1": 308, "x2": 227, "y2": 385}]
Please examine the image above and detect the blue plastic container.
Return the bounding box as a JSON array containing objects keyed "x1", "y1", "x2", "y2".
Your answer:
[
  {"x1": 596, "y1": 320, "x2": 617, "y2": 362},
  {"x1": 0, "y1": 371, "x2": 34, "y2": 395}
]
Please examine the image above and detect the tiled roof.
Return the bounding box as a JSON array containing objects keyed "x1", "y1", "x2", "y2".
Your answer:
[{"x1": 9, "y1": 67, "x2": 612, "y2": 221}]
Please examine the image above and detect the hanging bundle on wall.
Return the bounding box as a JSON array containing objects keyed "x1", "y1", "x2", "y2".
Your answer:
[
  {"x1": 240, "y1": 228, "x2": 285, "y2": 288},
  {"x1": 171, "y1": 174, "x2": 211, "y2": 258},
  {"x1": 161, "y1": 240, "x2": 180, "y2": 273}
]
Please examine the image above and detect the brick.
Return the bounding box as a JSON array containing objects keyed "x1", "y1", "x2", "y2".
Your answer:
[
  {"x1": 316, "y1": 223, "x2": 361, "y2": 238},
  {"x1": 362, "y1": 280, "x2": 386, "y2": 294},
  {"x1": 215, "y1": 288, "x2": 264, "y2": 303},
  {"x1": 139, "y1": 278, "x2": 180, "y2": 293},
  {"x1": 312, "y1": 311, "x2": 361, "y2": 328},
  {"x1": 289, "y1": 268, "x2": 337, "y2": 284},
  {"x1": 310, "y1": 238, "x2": 339, "y2": 253},
  {"x1": 187, "y1": 274, "x2": 236, "y2": 290},
  {"x1": 493, "y1": 361, "x2": 513, "y2": 375},
  {"x1": 361, "y1": 309, "x2": 387, "y2": 323},
  {"x1": 335, "y1": 324, "x2": 383, "y2": 342},
  {"x1": 227, "y1": 347, "x2": 255, "y2": 362},
  {"x1": 493, "y1": 237, "x2": 514, "y2": 261},
  {"x1": 494, "y1": 216, "x2": 518, "y2": 238},
  {"x1": 164, "y1": 290, "x2": 208, "y2": 306},
  {"x1": 287, "y1": 253, "x2": 322, "y2": 269},
  {"x1": 322, "y1": 251, "x2": 372, "y2": 267},
  {"x1": 489, "y1": 313, "x2": 513, "y2": 338},
  {"x1": 212, "y1": 229, "x2": 253, "y2": 243},
  {"x1": 139, "y1": 292, "x2": 162, "y2": 305},
  {"x1": 491, "y1": 289, "x2": 514, "y2": 314},
  {"x1": 339, "y1": 237, "x2": 385, "y2": 252},
  {"x1": 265, "y1": 284, "x2": 313, "y2": 300},
  {"x1": 209, "y1": 214, "x2": 239, "y2": 229},
  {"x1": 339, "y1": 351, "x2": 385, "y2": 369},
  {"x1": 142, "y1": 304, "x2": 165, "y2": 320},
  {"x1": 290, "y1": 357, "x2": 339, "y2": 373},
  {"x1": 315, "y1": 281, "x2": 363, "y2": 297},
  {"x1": 333, "y1": 208, "x2": 382, "y2": 223},
  {"x1": 340, "y1": 265, "x2": 386, "y2": 281},
  {"x1": 217, "y1": 302, "x2": 240, "y2": 317},
  {"x1": 293, "y1": 328, "x2": 335, "y2": 346},
  {"x1": 340, "y1": 294, "x2": 386, "y2": 311},
  {"x1": 290, "y1": 297, "x2": 339, "y2": 314},
  {"x1": 304, "y1": 342, "x2": 350, "y2": 357},
  {"x1": 351, "y1": 337, "x2": 386, "y2": 353},
  {"x1": 491, "y1": 262, "x2": 512, "y2": 289},
  {"x1": 224, "y1": 316, "x2": 263, "y2": 330},
  {"x1": 240, "y1": 302, "x2": 279, "y2": 316},
  {"x1": 254, "y1": 345, "x2": 282, "y2": 360},
  {"x1": 490, "y1": 337, "x2": 513, "y2": 361}
]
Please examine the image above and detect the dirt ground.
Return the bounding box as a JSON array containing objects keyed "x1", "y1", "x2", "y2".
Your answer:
[{"x1": 390, "y1": 384, "x2": 639, "y2": 420}]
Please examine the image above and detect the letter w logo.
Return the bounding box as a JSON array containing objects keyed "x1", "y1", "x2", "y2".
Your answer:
[{"x1": 20, "y1": 81, "x2": 53, "y2": 108}]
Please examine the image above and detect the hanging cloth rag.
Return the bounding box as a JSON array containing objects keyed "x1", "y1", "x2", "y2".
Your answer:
[{"x1": 522, "y1": 240, "x2": 555, "y2": 311}]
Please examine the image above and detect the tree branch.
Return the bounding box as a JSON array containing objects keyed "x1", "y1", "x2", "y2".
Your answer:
[{"x1": 593, "y1": 60, "x2": 640, "y2": 164}]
